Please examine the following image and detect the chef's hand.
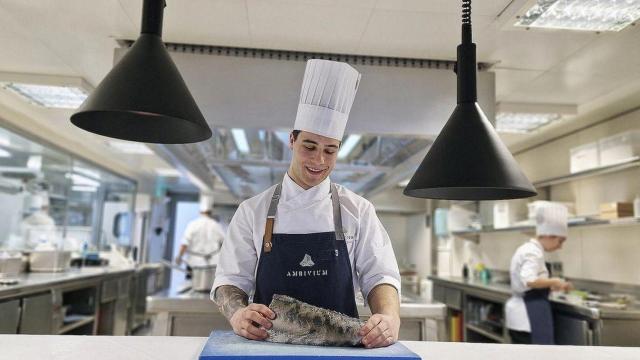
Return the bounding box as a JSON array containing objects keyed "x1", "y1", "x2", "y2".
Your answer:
[
  {"x1": 229, "y1": 303, "x2": 275, "y2": 341},
  {"x1": 358, "y1": 313, "x2": 400, "y2": 348},
  {"x1": 550, "y1": 277, "x2": 572, "y2": 292}
]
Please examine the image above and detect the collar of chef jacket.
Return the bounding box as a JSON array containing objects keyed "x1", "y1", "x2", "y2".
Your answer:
[{"x1": 278, "y1": 173, "x2": 331, "y2": 213}]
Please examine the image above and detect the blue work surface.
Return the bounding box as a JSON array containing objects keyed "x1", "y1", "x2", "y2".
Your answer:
[{"x1": 199, "y1": 331, "x2": 421, "y2": 360}]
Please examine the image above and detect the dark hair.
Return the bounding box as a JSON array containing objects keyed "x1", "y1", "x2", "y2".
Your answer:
[
  {"x1": 290, "y1": 130, "x2": 342, "y2": 146},
  {"x1": 291, "y1": 130, "x2": 301, "y2": 142}
]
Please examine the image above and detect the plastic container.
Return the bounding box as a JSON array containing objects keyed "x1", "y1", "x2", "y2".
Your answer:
[
  {"x1": 598, "y1": 130, "x2": 640, "y2": 167},
  {"x1": 570, "y1": 141, "x2": 600, "y2": 173}
]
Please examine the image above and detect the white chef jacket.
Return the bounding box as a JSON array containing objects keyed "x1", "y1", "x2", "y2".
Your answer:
[
  {"x1": 505, "y1": 238, "x2": 549, "y2": 332},
  {"x1": 212, "y1": 174, "x2": 401, "y2": 303},
  {"x1": 21, "y1": 211, "x2": 57, "y2": 249},
  {"x1": 182, "y1": 215, "x2": 225, "y2": 267}
]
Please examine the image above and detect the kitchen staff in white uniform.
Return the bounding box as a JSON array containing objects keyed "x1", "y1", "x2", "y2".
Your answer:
[
  {"x1": 176, "y1": 194, "x2": 225, "y2": 278},
  {"x1": 212, "y1": 59, "x2": 401, "y2": 348},
  {"x1": 506, "y1": 202, "x2": 572, "y2": 344},
  {"x1": 21, "y1": 192, "x2": 57, "y2": 249}
]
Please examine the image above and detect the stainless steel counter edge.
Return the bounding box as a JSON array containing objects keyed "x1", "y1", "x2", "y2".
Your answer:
[
  {"x1": 2, "y1": 334, "x2": 640, "y2": 360},
  {"x1": 147, "y1": 291, "x2": 447, "y2": 319},
  {"x1": 430, "y1": 276, "x2": 640, "y2": 320},
  {"x1": 0, "y1": 266, "x2": 136, "y2": 299}
]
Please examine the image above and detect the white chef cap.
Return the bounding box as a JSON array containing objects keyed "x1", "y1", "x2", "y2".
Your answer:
[
  {"x1": 294, "y1": 59, "x2": 361, "y2": 141},
  {"x1": 199, "y1": 194, "x2": 214, "y2": 212},
  {"x1": 535, "y1": 201, "x2": 568, "y2": 237}
]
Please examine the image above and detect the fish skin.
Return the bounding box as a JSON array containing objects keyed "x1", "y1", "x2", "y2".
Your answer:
[{"x1": 265, "y1": 294, "x2": 365, "y2": 347}]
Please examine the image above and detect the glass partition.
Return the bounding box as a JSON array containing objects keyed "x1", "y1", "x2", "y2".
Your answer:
[{"x1": 0, "y1": 126, "x2": 136, "y2": 254}]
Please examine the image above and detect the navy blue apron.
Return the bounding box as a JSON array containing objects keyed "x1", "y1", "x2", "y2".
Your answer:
[
  {"x1": 253, "y1": 182, "x2": 358, "y2": 318},
  {"x1": 524, "y1": 288, "x2": 554, "y2": 344}
]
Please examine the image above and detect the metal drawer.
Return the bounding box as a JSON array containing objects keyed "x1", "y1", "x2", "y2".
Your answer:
[{"x1": 0, "y1": 299, "x2": 20, "y2": 334}]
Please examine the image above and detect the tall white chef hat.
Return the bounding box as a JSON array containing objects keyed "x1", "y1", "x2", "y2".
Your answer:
[
  {"x1": 535, "y1": 201, "x2": 568, "y2": 237},
  {"x1": 294, "y1": 59, "x2": 361, "y2": 141},
  {"x1": 199, "y1": 194, "x2": 214, "y2": 212},
  {"x1": 27, "y1": 192, "x2": 49, "y2": 210}
]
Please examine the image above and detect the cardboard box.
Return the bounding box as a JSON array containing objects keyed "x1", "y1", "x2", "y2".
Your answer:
[{"x1": 600, "y1": 202, "x2": 634, "y2": 219}]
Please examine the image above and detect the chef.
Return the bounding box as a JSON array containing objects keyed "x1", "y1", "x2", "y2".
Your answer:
[
  {"x1": 21, "y1": 192, "x2": 57, "y2": 249},
  {"x1": 176, "y1": 194, "x2": 225, "y2": 279},
  {"x1": 212, "y1": 59, "x2": 401, "y2": 348},
  {"x1": 506, "y1": 202, "x2": 572, "y2": 344}
]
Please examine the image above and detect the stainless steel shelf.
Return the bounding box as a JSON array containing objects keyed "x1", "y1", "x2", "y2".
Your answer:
[
  {"x1": 452, "y1": 217, "x2": 640, "y2": 239},
  {"x1": 57, "y1": 315, "x2": 94, "y2": 334},
  {"x1": 465, "y1": 323, "x2": 505, "y2": 343},
  {"x1": 533, "y1": 157, "x2": 640, "y2": 188}
]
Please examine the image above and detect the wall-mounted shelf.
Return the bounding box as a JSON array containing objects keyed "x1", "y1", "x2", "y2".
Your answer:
[
  {"x1": 452, "y1": 217, "x2": 640, "y2": 240},
  {"x1": 533, "y1": 157, "x2": 640, "y2": 188}
]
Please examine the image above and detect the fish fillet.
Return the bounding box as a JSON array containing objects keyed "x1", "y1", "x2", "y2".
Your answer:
[{"x1": 265, "y1": 294, "x2": 365, "y2": 347}]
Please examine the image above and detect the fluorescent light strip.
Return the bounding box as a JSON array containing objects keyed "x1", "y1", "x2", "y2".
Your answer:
[
  {"x1": 155, "y1": 168, "x2": 182, "y2": 177},
  {"x1": 515, "y1": 0, "x2": 640, "y2": 32},
  {"x1": 68, "y1": 174, "x2": 100, "y2": 187},
  {"x1": 0, "y1": 148, "x2": 10, "y2": 158},
  {"x1": 71, "y1": 185, "x2": 98, "y2": 193},
  {"x1": 338, "y1": 134, "x2": 362, "y2": 159},
  {"x1": 231, "y1": 128, "x2": 250, "y2": 154},
  {"x1": 107, "y1": 141, "x2": 153, "y2": 155},
  {"x1": 1, "y1": 83, "x2": 88, "y2": 108},
  {"x1": 496, "y1": 112, "x2": 560, "y2": 134}
]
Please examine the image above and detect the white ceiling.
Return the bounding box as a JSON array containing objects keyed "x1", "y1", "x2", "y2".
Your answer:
[{"x1": 0, "y1": 0, "x2": 639, "y2": 191}]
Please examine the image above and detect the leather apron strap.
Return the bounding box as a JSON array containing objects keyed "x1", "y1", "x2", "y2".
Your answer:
[{"x1": 262, "y1": 182, "x2": 344, "y2": 253}]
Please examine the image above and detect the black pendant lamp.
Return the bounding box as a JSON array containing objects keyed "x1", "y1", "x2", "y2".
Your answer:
[
  {"x1": 403, "y1": 0, "x2": 536, "y2": 200},
  {"x1": 70, "y1": 0, "x2": 212, "y2": 144}
]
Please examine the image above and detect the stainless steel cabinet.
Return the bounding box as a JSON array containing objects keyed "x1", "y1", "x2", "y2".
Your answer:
[
  {"x1": 19, "y1": 292, "x2": 53, "y2": 334},
  {"x1": 554, "y1": 312, "x2": 592, "y2": 345},
  {"x1": 0, "y1": 299, "x2": 20, "y2": 334}
]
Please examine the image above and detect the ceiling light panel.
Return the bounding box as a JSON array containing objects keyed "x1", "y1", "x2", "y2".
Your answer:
[
  {"x1": 514, "y1": 0, "x2": 640, "y2": 32},
  {"x1": 496, "y1": 112, "x2": 561, "y2": 133},
  {"x1": 1, "y1": 83, "x2": 88, "y2": 109}
]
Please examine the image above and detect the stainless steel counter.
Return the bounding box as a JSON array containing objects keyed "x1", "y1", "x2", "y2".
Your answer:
[
  {"x1": 430, "y1": 275, "x2": 640, "y2": 346},
  {"x1": 147, "y1": 274, "x2": 447, "y2": 340},
  {"x1": 0, "y1": 266, "x2": 135, "y2": 300},
  {"x1": 430, "y1": 276, "x2": 640, "y2": 320}
]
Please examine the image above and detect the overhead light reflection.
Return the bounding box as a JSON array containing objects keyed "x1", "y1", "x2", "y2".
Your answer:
[
  {"x1": 231, "y1": 128, "x2": 250, "y2": 154},
  {"x1": 338, "y1": 134, "x2": 361, "y2": 159}
]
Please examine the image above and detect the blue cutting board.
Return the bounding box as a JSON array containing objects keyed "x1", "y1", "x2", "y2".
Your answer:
[{"x1": 199, "y1": 331, "x2": 421, "y2": 360}]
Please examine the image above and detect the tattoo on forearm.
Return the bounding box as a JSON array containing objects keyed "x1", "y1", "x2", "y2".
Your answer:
[{"x1": 214, "y1": 285, "x2": 249, "y2": 320}]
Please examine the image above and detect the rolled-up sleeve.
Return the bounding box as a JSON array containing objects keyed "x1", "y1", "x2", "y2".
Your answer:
[
  {"x1": 211, "y1": 204, "x2": 258, "y2": 300},
  {"x1": 354, "y1": 202, "x2": 401, "y2": 302}
]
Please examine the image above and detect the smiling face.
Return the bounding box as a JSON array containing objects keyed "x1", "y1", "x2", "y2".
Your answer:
[{"x1": 287, "y1": 130, "x2": 340, "y2": 189}]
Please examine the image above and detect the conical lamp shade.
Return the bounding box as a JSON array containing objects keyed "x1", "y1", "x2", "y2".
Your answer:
[
  {"x1": 403, "y1": 102, "x2": 537, "y2": 200},
  {"x1": 70, "y1": 34, "x2": 212, "y2": 143}
]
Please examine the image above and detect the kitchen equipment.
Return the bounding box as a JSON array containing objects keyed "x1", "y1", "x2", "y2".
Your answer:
[
  {"x1": 570, "y1": 142, "x2": 600, "y2": 173},
  {"x1": 634, "y1": 195, "x2": 640, "y2": 218},
  {"x1": 199, "y1": 331, "x2": 420, "y2": 360},
  {"x1": 162, "y1": 260, "x2": 216, "y2": 292},
  {"x1": 598, "y1": 130, "x2": 640, "y2": 167},
  {"x1": 0, "y1": 253, "x2": 22, "y2": 278},
  {"x1": 29, "y1": 250, "x2": 71, "y2": 272},
  {"x1": 190, "y1": 264, "x2": 216, "y2": 292}
]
